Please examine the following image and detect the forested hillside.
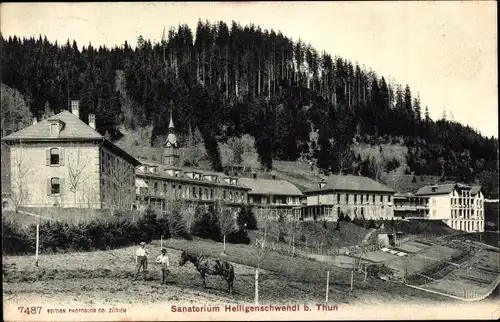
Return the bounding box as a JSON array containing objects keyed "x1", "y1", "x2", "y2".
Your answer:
[{"x1": 1, "y1": 20, "x2": 498, "y2": 198}]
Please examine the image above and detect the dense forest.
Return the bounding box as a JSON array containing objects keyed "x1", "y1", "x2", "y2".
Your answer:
[{"x1": 1, "y1": 20, "x2": 498, "y2": 198}]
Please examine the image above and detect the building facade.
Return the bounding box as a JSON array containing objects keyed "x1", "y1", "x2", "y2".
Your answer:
[
  {"x1": 415, "y1": 183, "x2": 484, "y2": 232},
  {"x1": 1, "y1": 101, "x2": 139, "y2": 210},
  {"x1": 302, "y1": 175, "x2": 396, "y2": 221},
  {"x1": 393, "y1": 192, "x2": 430, "y2": 219},
  {"x1": 238, "y1": 176, "x2": 305, "y2": 220},
  {"x1": 134, "y1": 113, "x2": 250, "y2": 211}
]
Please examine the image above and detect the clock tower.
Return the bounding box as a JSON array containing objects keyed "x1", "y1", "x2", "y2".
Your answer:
[{"x1": 163, "y1": 111, "x2": 179, "y2": 166}]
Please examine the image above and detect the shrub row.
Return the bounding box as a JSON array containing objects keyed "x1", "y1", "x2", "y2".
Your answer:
[{"x1": 2, "y1": 205, "x2": 257, "y2": 255}]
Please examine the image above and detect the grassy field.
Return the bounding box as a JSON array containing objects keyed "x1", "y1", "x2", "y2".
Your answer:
[{"x1": 3, "y1": 237, "x2": 454, "y2": 306}]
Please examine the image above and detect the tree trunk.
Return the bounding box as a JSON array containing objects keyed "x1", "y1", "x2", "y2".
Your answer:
[
  {"x1": 254, "y1": 268, "x2": 259, "y2": 304},
  {"x1": 223, "y1": 234, "x2": 226, "y2": 254}
]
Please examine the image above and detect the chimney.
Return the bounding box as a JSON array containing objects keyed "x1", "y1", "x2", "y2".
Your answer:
[
  {"x1": 88, "y1": 114, "x2": 96, "y2": 130},
  {"x1": 70, "y1": 100, "x2": 80, "y2": 119},
  {"x1": 32, "y1": 117, "x2": 38, "y2": 125}
]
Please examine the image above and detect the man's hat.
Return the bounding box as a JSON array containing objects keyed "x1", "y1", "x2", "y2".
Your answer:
[
  {"x1": 140, "y1": 242, "x2": 146, "y2": 246},
  {"x1": 161, "y1": 248, "x2": 167, "y2": 253}
]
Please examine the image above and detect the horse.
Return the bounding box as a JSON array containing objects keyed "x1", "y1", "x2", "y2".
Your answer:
[{"x1": 178, "y1": 250, "x2": 235, "y2": 294}]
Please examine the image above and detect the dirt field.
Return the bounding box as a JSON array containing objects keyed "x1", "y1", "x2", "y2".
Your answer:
[{"x1": 3, "y1": 238, "x2": 458, "y2": 307}]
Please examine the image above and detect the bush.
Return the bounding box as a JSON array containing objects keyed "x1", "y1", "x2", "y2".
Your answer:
[
  {"x1": 2, "y1": 208, "x2": 179, "y2": 256},
  {"x1": 227, "y1": 227, "x2": 250, "y2": 244},
  {"x1": 192, "y1": 210, "x2": 222, "y2": 242},
  {"x1": 236, "y1": 204, "x2": 258, "y2": 230}
]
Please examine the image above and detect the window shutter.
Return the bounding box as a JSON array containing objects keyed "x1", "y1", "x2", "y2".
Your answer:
[
  {"x1": 59, "y1": 148, "x2": 65, "y2": 166},
  {"x1": 46, "y1": 148, "x2": 50, "y2": 165},
  {"x1": 60, "y1": 178, "x2": 65, "y2": 195},
  {"x1": 47, "y1": 178, "x2": 51, "y2": 196}
]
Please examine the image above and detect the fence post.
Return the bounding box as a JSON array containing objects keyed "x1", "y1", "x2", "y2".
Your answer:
[
  {"x1": 34, "y1": 223, "x2": 40, "y2": 267},
  {"x1": 350, "y1": 270, "x2": 354, "y2": 292},
  {"x1": 255, "y1": 268, "x2": 259, "y2": 305},
  {"x1": 325, "y1": 270, "x2": 330, "y2": 303}
]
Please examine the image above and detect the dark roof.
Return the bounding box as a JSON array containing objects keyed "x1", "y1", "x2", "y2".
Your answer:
[
  {"x1": 415, "y1": 183, "x2": 457, "y2": 196},
  {"x1": 136, "y1": 159, "x2": 250, "y2": 190},
  {"x1": 385, "y1": 174, "x2": 447, "y2": 193},
  {"x1": 2, "y1": 110, "x2": 103, "y2": 141},
  {"x1": 416, "y1": 183, "x2": 483, "y2": 196},
  {"x1": 305, "y1": 175, "x2": 396, "y2": 194},
  {"x1": 238, "y1": 177, "x2": 304, "y2": 196}
]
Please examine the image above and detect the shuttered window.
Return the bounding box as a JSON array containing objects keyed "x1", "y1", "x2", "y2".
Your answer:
[
  {"x1": 48, "y1": 177, "x2": 63, "y2": 195},
  {"x1": 46, "y1": 148, "x2": 64, "y2": 166}
]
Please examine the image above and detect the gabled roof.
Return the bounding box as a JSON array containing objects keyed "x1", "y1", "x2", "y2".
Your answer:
[
  {"x1": 1, "y1": 110, "x2": 103, "y2": 141},
  {"x1": 305, "y1": 175, "x2": 396, "y2": 194},
  {"x1": 238, "y1": 177, "x2": 304, "y2": 196},
  {"x1": 415, "y1": 183, "x2": 457, "y2": 196}
]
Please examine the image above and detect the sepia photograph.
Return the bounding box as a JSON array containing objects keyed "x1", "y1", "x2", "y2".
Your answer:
[{"x1": 1, "y1": 1, "x2": 498, "y2": 321}]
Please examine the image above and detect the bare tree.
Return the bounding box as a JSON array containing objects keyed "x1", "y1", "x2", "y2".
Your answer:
[
  {"x1": 254, "y1": 205, "x2": 272, "y2": 305},
  {"x1": 216, "y1": 203, "x2": 238, "y2": 254},
  {"x1": 66, "y1": 148, "x2": 92, "y2": 206},
  {"x1": 180, "y1": 199, "x2": 198, "y2": 235},
  {"x1": 10, "y1": 142, "x2": 34, "y2": 211},
  {"x1": 103, "y1": 161, "x2": 136, "y2": 215}
]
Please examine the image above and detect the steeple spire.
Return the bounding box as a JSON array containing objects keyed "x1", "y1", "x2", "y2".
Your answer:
[{"x1": 168, "y1": 109, "x2": 175, "y2": 129}]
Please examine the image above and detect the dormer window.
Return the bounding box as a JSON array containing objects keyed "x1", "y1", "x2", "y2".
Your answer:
[
  {"x1": 49, "y1": 119, "x2": 64, "y2": 136},
  {"x1": 319, "y1": 182, "x2": 326, "y2": 189},
  {"x1": 50, "y1": 123, "x2": 58, "y2": 135}
]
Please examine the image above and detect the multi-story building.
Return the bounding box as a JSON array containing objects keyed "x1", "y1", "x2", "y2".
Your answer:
[
  {"x1": 1, "y1": 101, "x2": 140, "y2": 209},
  {"x1": 134, "y1": 113, "x2": 250, "y2": 211},
  {"x1": 238, "y1": 175, "x2": 305, "y2": 219},
  {"x1": 302, "y1": 175, "x2": 396, "y2": 221},
  {"x1": 415, "y1": 183, "x2": 484, "y2": 232},
  {"x1": 393, "y1": 192, "x2": 430, "y2": 219}
]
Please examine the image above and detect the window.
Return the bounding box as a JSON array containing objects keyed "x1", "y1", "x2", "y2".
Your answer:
[
  {"x1": 204, "y1": 188, "x2": 208, "y2": 199},
  {"x1": 210, "y1": 189, "x2": 214, "y2": 200},
  {"x1": 372, "y1": 195, "x2": 375, "y2": 203},
  {"x1": 223, "y1": 190, "x2": 227, "y2": 199},
  {"x1": 346, "y1": 194, "x2": 349, "y2": 204},
  {"x1": 380, "y1": 195, "x2": 383, "y2": 202},
  {"x1": 354, "y1": 194, "x2": 357, "y2": 204},
  {"x1": 199, "y1": 188, "x2": 202, "y2": 199},
  {"x1": 51, "y1": 177, "x2": 60, "y2": 195},
  {"x1": 337, "y1": 194, "x2": 340, "y2": 204},
  {"x1": 192, "y1": 187, "x2": 197, "y2": 198},
  {"x1": 50, "y1": 123, "x2": 59, "y2": 136},
  {"x1": 164, "y1": 183, "x2": 168, "y2": 194}
]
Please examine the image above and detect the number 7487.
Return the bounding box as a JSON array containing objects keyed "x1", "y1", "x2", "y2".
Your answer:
[{"x1": 18, "y1": 306, "x2": 42, "y2": 315}]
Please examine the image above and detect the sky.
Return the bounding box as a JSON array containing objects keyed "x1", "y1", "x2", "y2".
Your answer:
[{"x1": 1, "y1": 1, "x2": 497, "y2": 137}]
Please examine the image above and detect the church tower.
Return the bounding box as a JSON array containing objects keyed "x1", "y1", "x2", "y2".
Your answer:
[{"x1": 163, "y1": 110, "x2": 179, "y2": 166}]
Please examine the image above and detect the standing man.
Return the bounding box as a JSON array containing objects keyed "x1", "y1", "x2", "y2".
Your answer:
[
  {"x1": 156, "y1": 248, "x2": 170, "y2": 284},
  {"x1": 135, "y1": 241, "x2": 149, "y2": 281}
]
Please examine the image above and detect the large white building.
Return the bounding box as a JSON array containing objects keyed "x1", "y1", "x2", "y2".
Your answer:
[
  {"x1": 415, "y1": 183, "x2": 484, "y2": 232},
  {"x1": 302, "y1": 175, "x2": 396, "y2": 221}
]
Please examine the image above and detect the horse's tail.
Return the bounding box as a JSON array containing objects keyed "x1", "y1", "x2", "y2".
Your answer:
[{"x1": 228, "y1": 263, "x2": 235, "y2": 282}]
